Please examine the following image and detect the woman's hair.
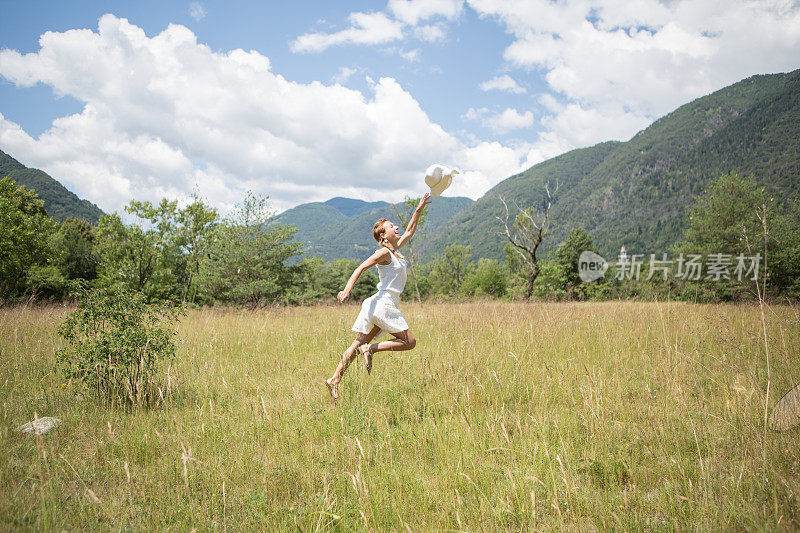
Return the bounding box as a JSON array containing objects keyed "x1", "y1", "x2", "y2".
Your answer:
[
  {"x1": 372, "y1": 218, "x2": 388, "y2": 244},
  {"x1": 372, "y1": 218, "x2": 404, "y2": 259}
]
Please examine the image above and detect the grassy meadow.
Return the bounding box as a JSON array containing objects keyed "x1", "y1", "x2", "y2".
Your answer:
[{"x1": 1, "y1": 300, "x2": 799, "y2": 530}]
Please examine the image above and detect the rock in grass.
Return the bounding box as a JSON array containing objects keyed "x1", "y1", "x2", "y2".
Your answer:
[
  {"x1": 19, "y1": 417, "x2": 61, "y2": 435},
  {"x1": 770, "y1": 384, "x2": 800, "y2": 431}
]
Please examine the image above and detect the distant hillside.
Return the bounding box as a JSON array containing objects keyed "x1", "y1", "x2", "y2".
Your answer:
[
  {"x1": 324, "y1": 197, "x2": 390, "y2": 217},
  {"x1": 0, "y1": 149, "x2": 104, "y2": 224},
  {"x1": 419, "y1": 68, "x2": 800, "y2": 262},
  {"x1": 273, "y1": 196, "x2": 473, "y2": 262}
]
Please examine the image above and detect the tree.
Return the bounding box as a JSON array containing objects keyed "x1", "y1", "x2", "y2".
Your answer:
[
  {"x1": 680, "y1": 173, "x2": 770, "y2": 257},
  {"x1": 770, "y1": 197, "x2": 800, "y2": 298},
  {"x1": 463, "y1": 258, "x2": 507, "y2": 297},
  {"x1": 555, "y1": 227, "x2": 598, "y2": 300},
  {"x1": 95, "y1": 197, "x2": 219, "y2": 303},
  {"x1": 292, "y1": 256, "x2": 326, "y2": 302},
  {"x1": 402, "y1": 264, "x2": 431, "y2": 301},
  {"x1": 27, "y1": 217, "x2": 99, "y2": 300},
  {"x1": 674, "y1": 172, "x2": 795, "y2": 300},
  {"x1": 318, "y1": 258, "x2": 378, "y2": 301},
  {"x1": 429, "y1": 244, "x2": 473, "y2": 296},
  {"x1": 497, "y1": 182, "x2": 558, "y2": 300},
  {"x1": 0, "y1": 176, "x2": 56, "y2": 300},
  {"x1": 503, "y1": 242, "x2": 530, "y2": 298},
  {"x1": 198, "y1": 193, "x2": 303, "y2": 306},
  {"x1": 176, "y1": 194, "x2": 219, "y2": 303},
  {"x1": 54, "y1": 218, "x2": 98, "y2": 282},
  {"x1": 94, "y1": 208, "x2": 178, "y2": 302},
  {"x1": 391, "y1": 196, "x2": 428, "y2": 303},
  {"x1": 126, "y1": 199, "x2": 186, "y2": 301}
]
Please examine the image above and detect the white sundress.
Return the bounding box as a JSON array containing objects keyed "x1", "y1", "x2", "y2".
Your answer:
[{"x1": 351, "y1": 249, "x2": 409, "y2": 338}]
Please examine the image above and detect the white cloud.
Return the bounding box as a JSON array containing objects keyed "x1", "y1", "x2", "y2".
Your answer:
[
  {"x1": 463, "y1": 107, "x2": 488, "y2": 122},
  {"x1": 0, "y1": 15, "x2": 524, "y2": 213},
  {"x1": 189, "y1": 2, "x2": 206, "y2": 22},
  {"x1": 291, "y1": 11, "x2": 404, "y2": 53},
  {"x1": 400, "y1": 48, "x2": 421, "y2": 62},
  {"x1": 414, "y1": 24, "x2": 447, "y2": 43},
  {"x1": 486, "y1": 108, "x2": 535, "y2": 133},
  {"x1": 290, "y1": 12, "x2": 403, "y2": 52},
  {"x1": 468, "y1": 0, "x2": 800, "y2": 149},
  {"x1": 332, "y1": 66, "x2": 358, "y2": 84},
  {"x1": 479, "y1": 74, "x2": 525, "y2": 94},
  {"x1": 292, "y1": 0, "x2": 462, "y2": 53},
  {"x1": 463, "y1": 106, "x2": 535, "y2": 134},
  {"x1": 539, "y1": 97, "x2": 651, "y2": 147},
  {"x1": 452, "y1": 140, "x2": 532, "y2": 196},
  {"x1": 388, "y1": 0, "x2": 463, "y2": 25}
]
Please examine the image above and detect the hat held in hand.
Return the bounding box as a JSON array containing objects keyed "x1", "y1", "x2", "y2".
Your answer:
[{"x1": 425, "y1": 164, "x2": 459, "y2": 197}]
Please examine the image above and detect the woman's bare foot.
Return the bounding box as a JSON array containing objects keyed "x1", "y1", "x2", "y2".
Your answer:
[
  {"x1": 359, "y1": 344, "x2": 373, "y2": 374},
  {"x1": 324, "y1": 378, "x2": 338, "y2": 401}
]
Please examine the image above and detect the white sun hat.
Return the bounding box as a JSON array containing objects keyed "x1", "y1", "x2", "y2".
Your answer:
[{"x1": 425, "y1": 164, "x2": 460, "y2": 197}]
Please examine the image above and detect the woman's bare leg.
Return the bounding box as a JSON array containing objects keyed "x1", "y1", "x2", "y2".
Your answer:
[
  {"x1": 328, "y1": 325, "x2": 381, "y2": 386},
  {"x1": 364, "y1": 329, "x2": 416, "y2": 356}
]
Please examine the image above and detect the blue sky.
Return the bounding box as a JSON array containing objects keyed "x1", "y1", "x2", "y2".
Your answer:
[{"x1": 1, "y1": 0, "x2": 799, "y2": 215}]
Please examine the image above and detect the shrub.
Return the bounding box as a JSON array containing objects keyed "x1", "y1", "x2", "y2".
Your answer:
[
  {"x1": 56, "y1": 283, "x2": 184, "y2": 407},
  {"x1": 463, "y1": 258, "x2": 507, "y2": 297}
]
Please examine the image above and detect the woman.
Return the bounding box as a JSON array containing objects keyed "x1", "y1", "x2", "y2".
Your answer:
[{"x1": 325, "y1": 193, "x2": 432, "y2": 400}]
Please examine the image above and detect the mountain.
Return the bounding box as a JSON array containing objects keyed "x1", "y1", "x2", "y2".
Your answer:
[
  {"x1": 418, "y1": 68, "x2": 800, "y2": 262},
  {"x1": 0, "y1": 149, "x2": 104, "y2": 224},
  {"x1": 273, "y1": 195, "x2": 473, "y2": 262},
  {"x1": 323, "y1": 197, "x2": 390, "y2": 217}
]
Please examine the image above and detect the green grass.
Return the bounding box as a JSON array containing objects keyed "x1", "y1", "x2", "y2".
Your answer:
[{"x1": 1, "y1": 301, "x2": 799, "y2": 530}]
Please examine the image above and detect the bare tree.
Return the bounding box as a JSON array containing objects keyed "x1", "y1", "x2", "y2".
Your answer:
[{"x1": 496, "y1": 182, "x2": 559, "y2": 300}]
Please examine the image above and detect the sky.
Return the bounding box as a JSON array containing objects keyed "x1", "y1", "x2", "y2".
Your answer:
[{"x1": 0, "y1": 0, "x2": 799, "y2": 216}]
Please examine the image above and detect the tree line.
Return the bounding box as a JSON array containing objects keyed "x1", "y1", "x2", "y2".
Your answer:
[{"x1": 1, "y1": 171, "x2": 798, "y2": 306}]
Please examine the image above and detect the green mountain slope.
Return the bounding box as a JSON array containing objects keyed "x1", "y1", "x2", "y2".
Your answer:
[
  {"x1": 419, "y1": 69, "x2": 800, "y2": 262},
  {"x1": 0, "y1": 149, "x2": 104, "y2": 224},
  {"x1": 273, "y1": 202, "x2": 350, "y2": 243},
  {"x1": 323, "y1": 197, "x2": 390, "y2": 217},
  {"x1": 274, "y1": 196, "x2": 473, "y2": 261}
]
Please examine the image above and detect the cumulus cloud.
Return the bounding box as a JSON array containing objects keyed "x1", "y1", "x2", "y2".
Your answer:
[
  {"x1": 289, "y1": 0, "x2": 800, "y2": 167},
  {"x1": 452, "y1": 140, "x2": 533, "y2": 195},
  {"x1": 479, "y1": 74, "x2": 525, "y2": 94},
  {"x1": 0, "y1": 15, "x2": 524, "y2": 214},
  {"x1": 468, "y1": 0, "x2": 800, "y2": 146}
]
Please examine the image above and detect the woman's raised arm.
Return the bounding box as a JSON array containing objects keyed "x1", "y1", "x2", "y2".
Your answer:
[{"x1": 397, "y1": 193, "x2": 432, "y2": 249}]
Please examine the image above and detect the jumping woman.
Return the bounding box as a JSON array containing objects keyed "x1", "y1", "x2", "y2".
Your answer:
[{"x1": 325, "y1": 192, "x2": 432, "y2": 400}]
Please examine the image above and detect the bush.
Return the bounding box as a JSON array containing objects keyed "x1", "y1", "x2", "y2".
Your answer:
[
  {"x1": 463, "y1": 258, "x2": 507, "y2": 297},
  {"x1": 56, "y1": 284, "x2": 184, "y2": 407}
]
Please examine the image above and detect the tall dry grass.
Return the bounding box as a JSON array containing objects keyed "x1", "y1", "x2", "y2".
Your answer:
[{"x1": 1, "y1": 301, "x2": 798, "y2": 530}]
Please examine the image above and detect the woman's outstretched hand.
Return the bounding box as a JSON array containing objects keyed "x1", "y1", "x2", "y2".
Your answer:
[
  {"x1": 417, "y1": 192, "x2": 432, "y2": 211},
  {"x1": 337, "y1": 290, "x2": 350, "y2": 303}
]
